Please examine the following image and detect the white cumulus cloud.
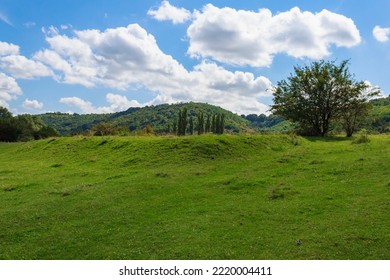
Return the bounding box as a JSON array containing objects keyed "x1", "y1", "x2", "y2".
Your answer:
[
  {"x1": 60, "y1": 94, "x2": 142, "y2": 114},
  {"x1": 33, "y1": 23, "x2": 272, "y2": 114},
  {"x1": 0, "y1": 72, "x2": 22, "y2": 108},
  {"x1": 23, "y1": 98, "x2": 44, "y2": 110},
  {"x1": 0, "y1": 41, "x2": 54, "y2": 80},
  {"x1": 373, "y1": 25, "x2": 390, "y2": 42},
  {"x1": 0, "y1": 55, "x2": 53, "y2": 79},
  {"x1": 147, "y1": 0, "x2": 192, "y2": 24},
  {"x1": 0, "y1": 42, "x2": 20, "y2": 56},
  {"x1": 187, "y1": 5, "x2": 361, "y2": 67}
]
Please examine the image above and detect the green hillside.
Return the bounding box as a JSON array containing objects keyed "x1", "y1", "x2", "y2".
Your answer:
[
  {"x1": 1, "y1": 134, "x2": 389, "y2": 259},
  {"x1": 369, "y1": 96, "x2": 390, "y2": 133},
  {"x1": 40, "y1": 102, "x2": 252, "y2": 135}
]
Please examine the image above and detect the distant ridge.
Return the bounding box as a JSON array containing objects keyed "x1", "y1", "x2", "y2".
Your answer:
[{"x1": 39, "y1": 102, "x2": 253, "y2": 135}]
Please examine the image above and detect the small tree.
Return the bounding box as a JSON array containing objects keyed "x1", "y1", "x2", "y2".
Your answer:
[
  {"x1": 138, "y1": 124, "x2": 155, "y2": 136},
  {"x1": 342, "y1": 101, "x2": 371, "y2": 137},
  {"x1": 272, "y1": 60, "x2": 377, "y2": 136},
  {"x1": 91, "y1": 122, "x2": 118, "y2": 136}
]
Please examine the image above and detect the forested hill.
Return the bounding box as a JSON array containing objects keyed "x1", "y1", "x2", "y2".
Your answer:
[
  {"x1": 39, "y1": 102, "x2": 253, "y2": 135},
  {"x1": 38, "y1": 97, "x2": 390, "y2": 135},
  {"x1": 370, "y1": 96, "x2": 390, "y2": 133}
]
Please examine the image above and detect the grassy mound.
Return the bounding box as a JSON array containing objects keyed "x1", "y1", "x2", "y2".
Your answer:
[{"x1": 0, "y1": 134, "x2": 389, "y2": 259}]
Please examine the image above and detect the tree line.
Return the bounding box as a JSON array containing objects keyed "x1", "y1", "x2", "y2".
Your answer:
[
  {"x1": 173, "y1": 108, "x2": 225, "y2": 136},
  {"x1": 0, "y1": 107, "x2": 58, "y2": 142}
]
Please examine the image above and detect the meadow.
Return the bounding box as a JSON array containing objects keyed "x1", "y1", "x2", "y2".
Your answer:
[{"x1": 0, "y1": 134, "x2": 389, "y2": 259}]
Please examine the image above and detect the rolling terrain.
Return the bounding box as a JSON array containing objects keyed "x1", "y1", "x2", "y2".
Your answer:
[{"x1": 1, "y1": 134, "x2": 389, "y2": 259}]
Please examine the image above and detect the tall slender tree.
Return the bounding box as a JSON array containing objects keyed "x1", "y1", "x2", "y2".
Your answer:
[
  {"x1": 177, "y1": 108, "x2": 188, "y2": 136},
  {"x1": 211, "y1": 114, "x2": 216, "y2": 133},
  {"x1": 215, "y1": 114, "x2": 221, "y2": 134},
  {"x1": 173, "y1": 119, "x2": 177, "y2": 135},
  {"x1": 197, "y1": 111, "x2": 204, "y2": 135},
  {"x1": 189, "y1": 116, "x2": 194, "y2": 135},
  {"x1": 219, "y1": 113, "x2": 225, "y2": 134},
  {"x1": 205, "y1": 115, "x2": 211, "y2": 133}
]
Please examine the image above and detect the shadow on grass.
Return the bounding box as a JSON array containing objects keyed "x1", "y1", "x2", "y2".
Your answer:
[{"x1": 303, "y1": 136, "x2": 351, "y2": 143}]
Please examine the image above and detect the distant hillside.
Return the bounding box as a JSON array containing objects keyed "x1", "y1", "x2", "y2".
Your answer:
[
  {"x1": 39, "y1": 97, "x2": 390, "y2": 135},
  {"x1": 40, "y1": 102, "x2": 253, "y2": 135},
  {"x1": 369, "y1": 96, "x2": 390, "y2": 133}
]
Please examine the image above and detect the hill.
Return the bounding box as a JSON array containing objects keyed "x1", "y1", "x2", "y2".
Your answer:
[
  {"x1": 369, "y1": 96, "x2": 390, "y2": 133},
  {"x1": 39, "y1": 102, "x2": 252, "y2": 135},
  {"x1": 1, "y1": 134, "x2": 389, "y2": 259},
  {"x1": 38, "y1": 97, "x2": 390, "y2": 136}
]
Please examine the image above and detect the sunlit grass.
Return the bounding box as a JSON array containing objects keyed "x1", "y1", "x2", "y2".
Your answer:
[{"x1": 0, "y1": 134, "x2": 389, "y2": 259}]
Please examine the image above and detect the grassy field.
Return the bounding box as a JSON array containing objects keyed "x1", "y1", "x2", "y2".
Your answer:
[{"x1": 0, "y1": 134, "x2": 389, "y2": 259}]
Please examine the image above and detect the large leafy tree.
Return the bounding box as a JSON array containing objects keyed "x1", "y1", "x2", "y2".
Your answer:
[
  {"x1": 271, "y1": 60, "x2": 378, "y2": 136},
  {"x1": 0, "y1": 107, "x2": 58, "y2": 142},
  {"x1": 0, "y1": 107, "x2": 20, "y2": 142}
]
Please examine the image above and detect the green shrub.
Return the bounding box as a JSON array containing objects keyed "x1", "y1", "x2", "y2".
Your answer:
[{"x1": 352, "y1": 129, "x2": 370, "y2": 144}]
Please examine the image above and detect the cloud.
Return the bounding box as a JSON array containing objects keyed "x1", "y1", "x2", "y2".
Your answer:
[
  {"x1": 0, "y1": 55, "x2": 53, "y2": 79},
  {"x1": 373, "y1": 26, "x2": 390, "y2": 42},
  {"x1": 0, "y1": 41, "x2": 54, "y2": 79},
  {"x1": 32, "y1": 24, "x2": 272, "y2": 114},
  {"x1": 0, "y1": 42, "x2": 19, "y2": 56},
  {"x1": 59, "y1": 97, "x2": 96, "y2": 113},
  {"x1": 187, "y1": 5, "x2": 361, "y2": 67},
  {"x1": 148, "y1": 0, "x2": 192, "y2": 24},
  {"x1": 23, "y1": 98, "x2": 44, "y2": 110},
  {"x1": 24, "y1": 22, "x2": 36, "y2": 28},
  {"x1": 60, "y1": 93, "x2": 142, "y2": 114},
  {"x1": 0, "y1": 11, "x2": 12, "y2": 26},
  {"x1": 0, "y1": 72, "x2": 22, "y2": 108}
]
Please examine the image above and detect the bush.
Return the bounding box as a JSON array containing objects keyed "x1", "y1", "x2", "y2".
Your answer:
[
  {"x1": 137, "y1": 124, "x2": 155, "y2": 136},
  {"x1": 91, "y1": 122, "x2": 120, "y2": 136},
  {"x1": 352, "y1": 129, "x2": 370, "y2": 144}
]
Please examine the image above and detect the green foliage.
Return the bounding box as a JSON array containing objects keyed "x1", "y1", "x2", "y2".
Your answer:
[
  {"x1": 244, "y1": 114, "x2": 285, "y2": 130},
  {"x1": 197, "y1": 111, "x2": 204, "y2": 135},
  {"x1": 91, "y1": 122, "x2": 120, "y2": 136},
  {"x1": 137, "y1": 124, "x2": 155, "y2": 136},
  {"x1": 40, "y1": 112, "x2": 110, "y2": 135},
  {"x1": 177, "y1": 108, "x2": 188, "y2": 136},
  {"x1": 189, "y1": 116, "x2": 194, "y2": 135},
  {"x1": 0, "y1": 107, "x2": 20, "y2": 142},
  {"x1": 352, "y1": 129, "x2": 370, "y2": 144},
  {"x1": 368, "y1": 96, "x2": 390, "y2": 133},
  {"x1": 39, "y1": 102, "x2": 251, "y2": 135},
  {"x1": 272, "y1": 60, "x2": 378, "y2": 136},
  {"x1": 0, "y1": 107, "x2": 58, "y2": 142},
  {"x1": 205, "y1": 115, "x2": 211, "y2": 133}
]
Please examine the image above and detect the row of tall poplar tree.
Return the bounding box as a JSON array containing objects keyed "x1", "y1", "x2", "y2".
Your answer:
[{"x1": 171, "y1": 108, "x2": 225, "y2": 136}]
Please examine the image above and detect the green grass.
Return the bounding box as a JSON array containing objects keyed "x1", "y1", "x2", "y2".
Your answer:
[{"x1": 0, "y1": 134, "x2": 389, "y2": 259}]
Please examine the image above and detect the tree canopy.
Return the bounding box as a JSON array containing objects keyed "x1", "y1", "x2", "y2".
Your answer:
[
  {"x1": 271, "y1": 60, "x2": 379, "y2": 136},
  {"x1": 0, "y1": 107, "x2": 58, "y2": 142}
]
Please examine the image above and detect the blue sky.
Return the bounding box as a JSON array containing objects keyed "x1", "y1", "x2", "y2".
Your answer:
[{"x1": 0, "y1": 0, "x2": 389, "y2": 115}]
